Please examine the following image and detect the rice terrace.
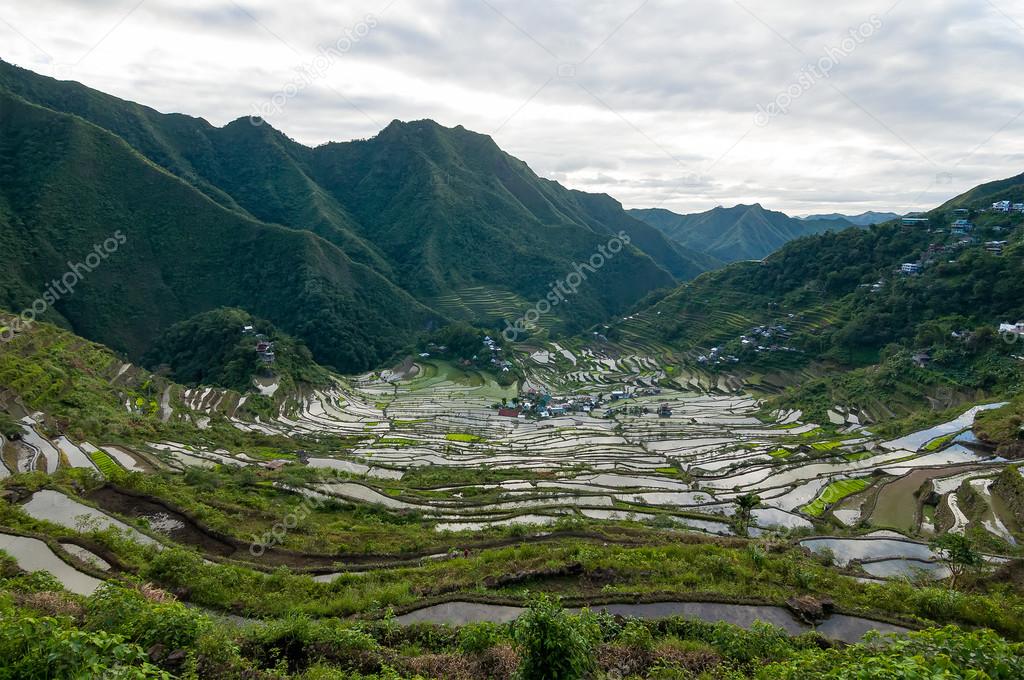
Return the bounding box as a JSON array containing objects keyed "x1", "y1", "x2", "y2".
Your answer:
[{"x1": 3, "y1": 4, "x2": 1024, "y2": 676}]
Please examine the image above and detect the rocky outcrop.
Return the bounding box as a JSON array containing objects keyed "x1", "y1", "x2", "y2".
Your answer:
[{"x1": 786, "y1": 595, "x2": 836, "y2": 624}]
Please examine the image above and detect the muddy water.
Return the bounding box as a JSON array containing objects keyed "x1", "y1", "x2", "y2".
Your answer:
[
  {"x1": 21, "y1": 490, "x2": 160, "y2": 547},
  {"x1": 0, "y1": 533, "x2": 103, "y2": 595},
  {"x1": 800, "y1": 537, "x2": 934, "y2": 567},
  {"x1": 395, "y1": 600, "x2": 910, "y2": 644}
]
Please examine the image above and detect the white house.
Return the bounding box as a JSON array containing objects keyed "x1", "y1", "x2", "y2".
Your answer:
[
  {"x1": 992, "y1": 200, "x2": 1012, "y2": 212},
  {"x1": 901, "y1": 263, "x2": 922, "y2": 274},
  {"x1": 1000, "y1": 322, "x2": 1024, "y2": 336}
]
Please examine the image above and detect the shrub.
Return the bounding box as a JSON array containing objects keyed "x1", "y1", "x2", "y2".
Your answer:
[
  {"x1": 617, "y1": 619, "x2": 655, "y2": 651},
  {"x1": 760, "y1": 626, "x2": 1024, "y2": 679},
  {"x1": 512, "y1": 595, "x2": 600, "y2": 680},
  {"x1": 459, "y1": 621, "x2": 506, "y2": 654},
  {"x1": 0, "y1": 603, "x2": 168, "y2": 679},
  {"x1": 83, "y1": 583, "x2": 210, "y2": 652}
]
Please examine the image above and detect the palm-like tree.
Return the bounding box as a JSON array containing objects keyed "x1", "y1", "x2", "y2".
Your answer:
[{"x1": 734, "y1": 493, "x2": 761, "y2": 534}]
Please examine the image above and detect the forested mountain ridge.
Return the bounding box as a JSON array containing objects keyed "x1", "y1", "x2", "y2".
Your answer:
[
  {"x1": 801, "y1": 210, "x2": 900, "y2": 226},
  {"x1": 0, "y1": 60, "x2": 715, "y2": 359},
  {"x1": 0, "y1": 86, "x2": 436, "y2": 372},
  {"x1": 627, "y1": 172, "x2": 1024, "y2": 426},
  {"x1": 629, "y1": 203, "x2": 850, "y2": 262}
]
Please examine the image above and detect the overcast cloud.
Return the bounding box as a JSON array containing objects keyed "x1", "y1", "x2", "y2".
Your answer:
[{"x1": 2, "y1": 0, "x2": 1023, "y2": 214}]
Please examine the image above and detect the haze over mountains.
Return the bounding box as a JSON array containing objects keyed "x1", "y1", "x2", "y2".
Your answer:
[
  {"x1": 800, "y1": 211, "x2": 901, "y2": 226},
  {"x1": 628, "y1": 204, "x2": 862, "y2": 263}
]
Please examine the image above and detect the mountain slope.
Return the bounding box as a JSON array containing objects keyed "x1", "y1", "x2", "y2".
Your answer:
[
  {"x1": 0, "y1": 60, "x2": 709, "y2": 341},
  {"x1": 630, "y1": 204, "x2": 852, "y2": 262},
  {"x1": 622, "y1": 171, "x2": 1024, "y2": 424},
  {"x1": 801, "y1": 211, "x2": 900, "y2": 226},
  {"x1": 0, "y1": 89, "x2": 435, "y2": 372}
]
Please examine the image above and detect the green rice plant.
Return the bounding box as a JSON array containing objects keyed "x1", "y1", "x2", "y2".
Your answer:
[
  {"x1": 801, "y1": 478, "x2": 870, "y2": 517},
  {"x1": 88, "y1": 449, "x2": 121, "y2": 478}
]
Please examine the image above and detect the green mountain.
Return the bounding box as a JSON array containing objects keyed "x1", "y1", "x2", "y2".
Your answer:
[
  {"x1": 626, "y1": 172, "x2": 1024, "y2": 424},
  {"x1": 0, "y1": 86, "x2": 436, "y2": 373},
  {"x1": 142, "y1": 308, "x2": 328, "y2": 393},
  {"x1": 629, "y1": 203, "x2": 852, "y2": 262},
  {"x1": 0, "y1": 60, "x2": 714, "y2": 359},
  {"x1": 801, "y1": 211, "x2": 901, "y2": 226}
]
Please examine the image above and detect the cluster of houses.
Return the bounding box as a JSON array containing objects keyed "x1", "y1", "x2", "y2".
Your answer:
[
  {"x1": 900, "y1": 205, "x2": 1019, "y2": 274},
  {"x1": 697, "y1": 347, "x2": 739, "y2": 366},
  {"x1": 991, "y1": 201, "x2": 1024, "y2": 213},
  {"x1": 497, "y1": 389, "x2": 602, "y2": 419},
  {"x1": 495, "y1": 383, "x2": 668, "y2": 420},
  {"x1": 481, "y1": 336, "x2": 513, "y2": 373},
  {"x1": 243, "y1": 325, "x2": 275, "y2": 364},
  {"x1": 421, "y1": 335, "x2": 513, "y2": 372},
  {"x1": 698, "y1": 323, "x2": 800, "y2": 366}
]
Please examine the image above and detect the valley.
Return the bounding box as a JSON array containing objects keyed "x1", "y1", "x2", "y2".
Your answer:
[{"x1": 1, "y1": 51, "x2": 1023, "y2": 679}]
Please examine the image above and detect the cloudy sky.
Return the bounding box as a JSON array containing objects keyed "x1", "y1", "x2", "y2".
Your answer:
[{"x1": 2, "y1": 0, "x2": 1023, "y2": 215}]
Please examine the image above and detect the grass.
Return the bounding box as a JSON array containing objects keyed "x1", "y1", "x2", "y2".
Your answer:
[
  {"x1": 801, "y1": 478, "x2": 871, "y2": 517},
  {"x1": 843, "y1": 451, "x2": 873, "y2": 462},
  {"x1": 767, "y1": 448, "x2": 791, "y2": 459},
  {"x1": 924, "y1": 431, "x2": 961, "y2": 451},
  {"x1": 88, "y1": 449, "x2": 121, "y2": 478},
  {"x1": 445, "y1": 433, "x2": 486, "y2": 443}
]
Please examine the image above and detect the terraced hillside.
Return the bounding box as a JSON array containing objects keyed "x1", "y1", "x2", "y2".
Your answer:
[{"x1": 4, "y1": 319, "x2": 1024, "y2": 678}]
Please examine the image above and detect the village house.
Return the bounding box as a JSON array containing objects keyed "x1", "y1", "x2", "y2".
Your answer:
[
  {"x1": 901, "y1": 215, "x2": 929, "y2": 227},
  {"x1": 900, "y1": 262, "x2": 922, "y2": 274},
  {"x1": 951, "y1": 219, "x2": 974, "y2": 234},
  {"x1": 1014, "y1": 203, "x2": 1024, "y2": 213},
  {"x1": 1000, "y1": 321, "x2": 1024, "y2": 336},
  {"x1": 985, "y1": 240, "x2": 1008, "y2": 256},
  {"x1": 992, "y1": 200, "x2": 1011, "y2": 213}
]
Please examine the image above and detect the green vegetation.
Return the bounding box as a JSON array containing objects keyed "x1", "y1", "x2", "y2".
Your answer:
[
  {"x1": 630, "y1": 203, "x2": 851, "y2": 263},
  {"x1": 975, "y1": 396, "x2": 1024, "y2": 458},
  {"x1": 0, "y1": 411, "x2": 19, "y2": 439},
  {"x1": 142, "y1": 308, "x2": 328, "y2": 392},
  {"x1": 923, "y1": 431, "x2": 959, "y2": 451},
  {"x1": 930, "y1": 534, "x2": 984, "y2": 589},
  {"x1": 511, "y1": 595, "x2": 599, "y2": 680},
  {"x1": 802, "y1": 479, "x2": 870, "y2": 517},
  {"x1": 0, "y1": 59, "x2": 724, "y2": 365},
  {"x1": 2, "y1": 580, "x2": 1023, "y2": 679},
  {"x1": 444, "y1": 433, "x2": 486, "y2": 443},
  {"x1": 87, "y1": 450, "x2": 121, "y2": 479},
  {"x1": 762, "y1": 626, "x2": 1024, "y2": 679}
]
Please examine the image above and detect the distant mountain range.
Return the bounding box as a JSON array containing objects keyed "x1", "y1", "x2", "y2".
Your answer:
[
  {"x1": 799, "y1": 211, "x2": 901, "y2": 226},
  {"x1": 0, "y1": 60, "x2": 716, "y2": 371},
  {"x1": 628, "y1": 204, "x2": 853, "y2": 263}
]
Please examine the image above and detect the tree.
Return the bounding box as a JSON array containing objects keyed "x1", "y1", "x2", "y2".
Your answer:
[
  {"x1": 734, "y1": 493, "x2": 761, "y2": 535},
  {"x1": 930, "y1": 533, "x2": 983, "y2": 588}
]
